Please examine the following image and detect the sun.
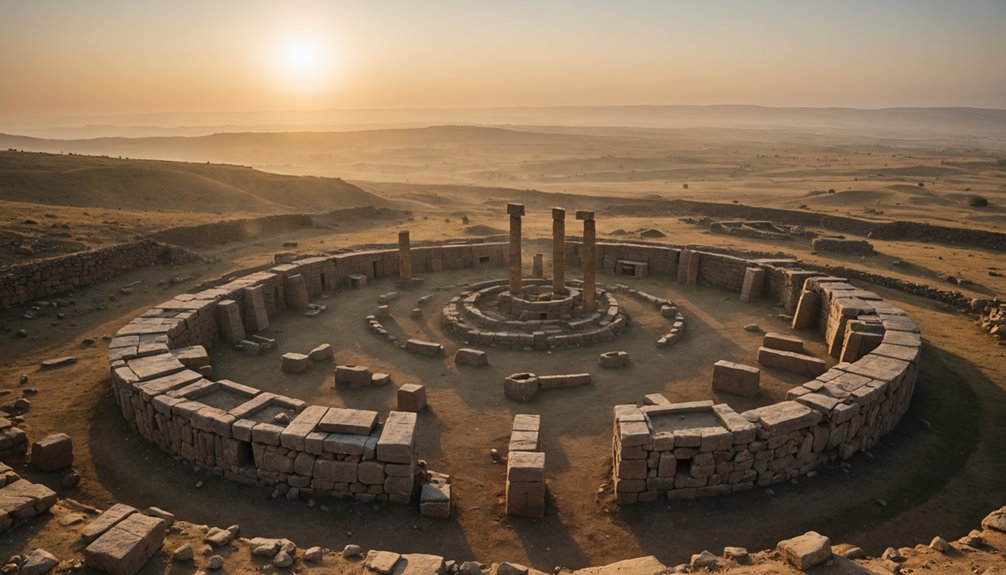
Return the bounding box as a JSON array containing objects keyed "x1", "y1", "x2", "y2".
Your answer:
[{"x1": 270, "y1": 31, "x2": 337, "y2": 92}]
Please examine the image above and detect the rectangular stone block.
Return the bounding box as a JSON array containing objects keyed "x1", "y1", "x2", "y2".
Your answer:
[
  {"x1": 285, "y1": 274, "x2": 310, "y2": 311},
  {"x1": 507, "y1": 451, "x2": 545, "y2": 483},
  {"x1": 216, "y1": 300, "x2": 245, "y2": 345},
  {"x1": 84, "y1": 513, "x2": 166, "y2": 575},
  {"x1": 763, "y1": 333, "x2": 805, "y2": 353},
  {"x1": 243, "y1": 285, "x2": 270, "y2": 332},
  {"x1": 377, "y1": 411, "x2": 417, "y2": 464},
  {"x1": 757, "y1": 347, "x2": 827, "y2": 377},
  {"x1": 712, "y1": 360, "x2": 760, "y2": 397},
  {"x1": 318, "y1": 408, "x2": 378, "y2": 435},
  {"x1": 740, "y1": 267, "x2": 765, "y2": 303}
]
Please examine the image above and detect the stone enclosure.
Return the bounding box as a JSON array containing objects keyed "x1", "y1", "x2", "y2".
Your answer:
[{"x1": 105, "y1": 204, "x2": 920, "y2": 517}]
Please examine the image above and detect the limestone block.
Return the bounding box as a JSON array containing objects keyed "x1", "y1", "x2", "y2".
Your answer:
[
  {"x1": 507, "y1": 451, "x2": 545, "y2": 483},
  {"x1": 30, "y1": 433, "x2": 73, "y2": 472},
  {"x1": 505, "y1": 478, "x2": 545, "y2": 518},
  {"x1": 81, "y1": 503, "x2": 137, "y2": 543},
  {"x1": 378, "y1": 291, "x2": 401, "y2": 305},
  {"x1": 420, "y1": 474, "x2": 451, "y2": 519},
  {"x1": 740, "y1": 267, "x2": 765, "y2": 303},
  {"x1": 377, "y1": 411, "x2": 417, "y2": 464},
  {"x1": 791, "y1": 290, "x2": 819, "y2": 330},
  {"x1": 757, "y1": 347, "x2": 827, "y2": 377},
  {"x1": 504, "y1": 373, "x2": 540, "y2": 402},
  {"x1": 216, "y1": 300, "x2": 245, "y2": 345},
  {"x1": 711, "y1": 360, "x2": 760, "y2": 397},
  {"x1": 243, "y1": 285, "x2": 270, "y2": 332},
  {"x1": 396, "y1": 384, "x2": 427, "y2": 413},
  {"x1": 405, "y1": 339, "x2": 444, "y2": 356},
  {"x1": 84, "y1": 513, "x2": 167, "y2": 575},
  {"x1": 777, "y1": 531, "x2": 832, "y2": 570},
  {"x1": 318, "y1": 408, "x2": 377, "y2": 435},
  {"x1": 280, "y1": 353, "x2": 309, "y2": 374},
  {"x1": 335, "y1": 364, "x2": 373, "y2": 387},
  {"x1": 599, "y1": 351, "x2": 629, "y2": 368},
  {"x1": 454, "y1": 348, "x2": 488, "y2": 366},
  {"x1": 763, "y1": 333, "x2": 805, "y2": 353},
  {"x1": 308, "y1": 343, "x2": 333, "y2": 361},
  {"x1": 170, "y1": 346, "x2": 209, "y2": 370}
]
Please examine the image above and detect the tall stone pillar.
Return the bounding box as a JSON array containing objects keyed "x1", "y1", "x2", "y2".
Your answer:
[
  {"x1": 576, "y1": 210, "x2": 596, "y2": 312},
  {"x1": 508, "y1": 203, "x2": 525, "y2": 295},
  {"x1": 552, "y1": 207, "x2": 566, "y2": 294},
  {"x1": 398, "y1": 230, "x2": 412, "y2": 283}
]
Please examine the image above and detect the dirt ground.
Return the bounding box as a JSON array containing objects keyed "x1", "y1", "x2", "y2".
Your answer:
[
  {"x1": 1, "y1": 131, "x2": 1005, "y2": 571},
  {"x1": 2, "y1": 221, "x2": 1005, "y2": 569}
]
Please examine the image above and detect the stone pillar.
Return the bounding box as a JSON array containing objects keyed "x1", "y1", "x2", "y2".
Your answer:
[
  {"x1": 532, "y1": 254, "x2": 544, "y2": 278},
  {"x1": 243, "y1": 285, "x2": 269, "y2": 332},
  {"x1": 508, "y1": 203, "x2": 525, "y2": 295},
  {"x1": 285, "y1": 274, "x2": 310, "y2": 311},
  {"x1": 398, "y1": 230, "x2": 412, "y2": 283},
  {"x1": 576, "y1": 210, "x2": 596, "y2": 312},
  {"x1": 551, "y1": 207, "x2": 566, "y2": 294},
  {"x1": 740, "y1": 267, "x2": 766, "y2": 303},
  {"x1": 216, "y1": 300, "x2": 245, "y2": 345}
]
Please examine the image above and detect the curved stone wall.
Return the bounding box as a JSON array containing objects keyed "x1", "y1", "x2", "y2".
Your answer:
[
  {"x1": 603, "y1": 242, "x2": 920, "y2": 504},
  {"x1": 105, "y1": 236, "x2": 919, "y2": 508},
  {"x1": 107, "y1": 241, "x2": 506, "y2": 504}
]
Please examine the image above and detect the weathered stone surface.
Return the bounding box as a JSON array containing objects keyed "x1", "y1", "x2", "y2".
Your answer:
[
  {"x1": 711, "y1": 360, "x2": 760, "y2": 397},
  {"x1": 377, "y1": 411, "x2": 417, "y2": 464},
  {"x1": 318, "y1": 408, "x2": 378, "y2": 435},
  {"x1": 335, "y1": 364, "x2": 373, "y2": 387},
  {"x1": 393, "y1": 554, "x2": 446, "y2": 575},
  {"x1": 420, "y1": 480, "x2": 451, "y2": 519},
  {"x1": 777, "y1": 531, "x2": 832, "y2": 570},
  {"x1": 599, "y1": 351, "x2": 630, "y2": 368},
  {"x1": 20, "y1": 549, "x2": 58, "y2": 575},
  {"x1": 405, "y1": 339, "x2": 444, "y2": 356},
  {"x1": 981, "y1": 506, "x2": 1006, "y2": 532},
  {"x1": 81, "y1": 503, "x2": 137, "y2": 543},
  {"x1": 84, "y1": 513, "x2": 167, "y2": 575},
  {"x1": 569, "y1": 556, "x2": 665, "y2": 575},
  {"x1": 280, "y1": 353, "x2": 310, "y2": 374},
  {"x1": 507, "y1": 451, "x2": 545, "y2": 483},
  {"x1": 30, "y1": 433, "x2": 73, "y2": 471},
  {"x1": 743, "y1": 401, "x2": 822, "y2": 434},
  {"x1": 763, "y1": 333, "x2": 805, "y2": 353},
  {"x1": 365, "y1": 550, "x2": 402, "y2": 574},
  {"x1": 455, "y1": 348, "x2": 488, "y2": 366},
  {"x1": 757, "y1": 347, "x2": 827, "y2": 377},
  {"x1": 308, "y1": 344, "x2": 333, "y2": 361},
  {"x1": 504, "y1": 373, "x2": 540, "y2": 402},
  {"x1": 397, "y1": 384, "x2": 427, "y2": 413}
]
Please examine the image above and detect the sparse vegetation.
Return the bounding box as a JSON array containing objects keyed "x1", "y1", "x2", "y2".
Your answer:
[{"x1": 968, "y1": 195, "x2": 989, "y2": 208}]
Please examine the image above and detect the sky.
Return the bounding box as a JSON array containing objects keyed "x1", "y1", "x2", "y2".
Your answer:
[{"x1": 1, "y1": 0, "x2": 1005, "y2": 123}]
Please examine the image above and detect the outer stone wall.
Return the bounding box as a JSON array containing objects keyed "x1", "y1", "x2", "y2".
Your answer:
[
  {"x1": 0, "y1": 239, "x2": 197, "y2": 309},
  {"x1": 107, "y1": 241, "x2": 506, "y2": 504},
  {"x1": 602, "y1": 242, "x2": 920, "y2": 504}
]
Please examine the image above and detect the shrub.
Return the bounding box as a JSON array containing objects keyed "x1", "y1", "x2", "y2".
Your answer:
[{"x1": 968, "y1": 195, "x2": 989, "y2": 208}]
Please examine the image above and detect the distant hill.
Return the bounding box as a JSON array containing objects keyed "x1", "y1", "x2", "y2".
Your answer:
[{"x1": 0, "y1": 151, "x2": 385, "y2": 214}]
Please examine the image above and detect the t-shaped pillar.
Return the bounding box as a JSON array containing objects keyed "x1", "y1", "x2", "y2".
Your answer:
[
  {"x1": 508, "y1": 203, "x2": 525, "y2": 295},
  {"x1": 552, "y1": 207, "x2": 566, "y2": 294},
  {"x1": 398, "y1": 230, "x2": 412, "y2": 282},
  {"x1": 576, "y1": 210, "x2": 596, "y2": 312}
]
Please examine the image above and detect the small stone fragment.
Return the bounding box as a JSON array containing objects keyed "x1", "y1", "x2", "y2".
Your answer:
[
  {"x1": 929, "y1": 536, "x2": 950, "y2": 553},
  {"x1": 173, "y1": 545, "x2": 194, "y2": 562},
  {"x1": 342, "y1": 544, "x2": 362, "y2": 558},
  {"x1": 207, "y1": 555, "x2": 223, "y2": 570}
]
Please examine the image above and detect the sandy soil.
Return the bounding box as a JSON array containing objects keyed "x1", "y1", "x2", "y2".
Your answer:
[{"x1": 1, "y1": 133, "x2": 1005, "y2": 571}]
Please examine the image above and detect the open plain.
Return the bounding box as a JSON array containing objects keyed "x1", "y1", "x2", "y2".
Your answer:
[{"x1": 1, "y1": 114, "x2": 1005, "y2": 574}]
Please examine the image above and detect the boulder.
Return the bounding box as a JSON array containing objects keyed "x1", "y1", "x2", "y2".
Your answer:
[
  {"x1": 777, "y1": 531, "x2": 832, "y2": 570},
  {"x1": 280, "y1": 353, "x2": 310, "y2": 374}
]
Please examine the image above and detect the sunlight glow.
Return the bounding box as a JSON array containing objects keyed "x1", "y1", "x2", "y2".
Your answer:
[{"x1": 270, "y1": 30, "x2": 338, "y2": 93}]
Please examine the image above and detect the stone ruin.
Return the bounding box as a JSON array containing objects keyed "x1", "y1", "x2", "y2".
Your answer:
[{"x1": 99, "y1": 202, "x2": 923, "y2": 526}]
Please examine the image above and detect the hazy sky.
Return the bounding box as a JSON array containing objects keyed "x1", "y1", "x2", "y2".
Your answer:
[{"x1": 2, "y1": 0, "x2": 1005, "y2": 122}]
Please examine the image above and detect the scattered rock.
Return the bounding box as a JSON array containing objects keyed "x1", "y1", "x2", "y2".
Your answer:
[
  {"x1": 882, "y1": 547, "x2": 905, "y2": 562},
  {"x1": 743, "y1": 324, "x2": 761, "y2": 332},
  {"x1": 690, "y1": 550, "x2": 721, "y2": 570},
  {"x1": 206, "y1": 555, "x2": 224, "y2": 570},
  {"x1": 981, "y1": 506, "x2": 1006, "y2": 532},
  {"x1": 722, "y1": 546, "x2": 750, "y2": 564},
  {"x1": 777, "y1": 531, "x2": 832, "y2": 570},
  {"x1": 343, "y1": 544, "x2": 363, "y2": 558},
  {"x1": 272, "y1": 550, "x2": 293, "y2": 568},
  {"x1": 20, "y1": 549, "x2": 58, "y2": 575},
  {"x1": 497, "y1": 562, "x2": 529, "y2": 575},
  {"x1": 929, "y1": 536, "x2": 950, "y2": 552},
  {"x1": 833, "y1": 544, "x2": 866, "y2": 559},
  {"x1": 304, "y1": 547, "x2": 323, "y2": 562},
  {"x1": 173, "y1": 544, "x2": 194, "y2": 562},
  {"x1": 146, "y1": 506, "x2": 175, "y2": 527},
  {"x1": 459, "y1": 561, "x2": 484, "y2": 575},
  {"x1": 639, "y1": 228, "x2": 666, "y2": 238}
]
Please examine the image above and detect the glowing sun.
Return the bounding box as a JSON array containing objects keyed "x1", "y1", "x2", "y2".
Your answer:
[{"x1": 270, "y1": 31, "x2": 338, "y2": 92}]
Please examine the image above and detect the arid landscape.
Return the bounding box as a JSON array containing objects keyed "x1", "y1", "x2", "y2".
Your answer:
[
  {"x1": 2, "y1": 109, "x2": 1005, "y2": 574},
  {"x1": 2, "y1": 2, "x2": 1006, "y2": 575}
]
